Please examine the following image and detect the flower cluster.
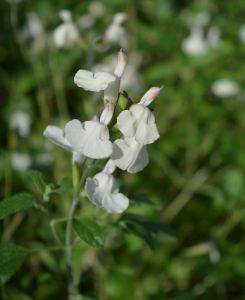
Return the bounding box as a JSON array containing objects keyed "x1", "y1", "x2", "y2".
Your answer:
[{"x1": 44, "y1": 50, "x2": 161, "y2": 213}]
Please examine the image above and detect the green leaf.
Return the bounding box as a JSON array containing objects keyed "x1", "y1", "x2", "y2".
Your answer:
[
  {"x1": 0, "y1": 193, "x2": 35, "y2": 220},
  {"x1": 120, "y1": 213, "x2": 176, "y2": 249},
  {"x1": 73, "y1": 217, "x2": 105, "y2": 248},
  {"x1": 0, "y1": 243, "x2": 28, "y2": 284},
  {"x1": 22, "y1": 170, "x2": 46, "y2": 194}
]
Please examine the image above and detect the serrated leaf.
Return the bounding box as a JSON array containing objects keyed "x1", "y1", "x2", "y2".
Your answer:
[
  {"x1": 22, "y1": 170, "x2": 46, "y2": 194},
  {"x1": 0, "y1": 243, "x2": 28, "y2": 284},
  {"x1": 73, "y1": 217, "x2": 105, "y2": 248},
  {"x1": 0, "y1": 193, "x2": 35, "y2": 220}
]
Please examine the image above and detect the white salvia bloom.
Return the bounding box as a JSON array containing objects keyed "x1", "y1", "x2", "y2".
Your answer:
[
  {"x1": 211, "y1": 79, "x2": 241, "y2": 98},
  {"x1": 11, "y1": 153, "x2": 32, "y2": 171},
  {"x1": 23, "y1": 12, "x2": 44, "y2": 41},
  {"x1": 9, "y1": 111, "x2": 31, "y2": 137},
  {"x1": 104, "y1": 13, "x2": 128, "y2": 48},
  {"x1": 239, "y1": 25, "x2": 245, "y2": 43},
  {"x1": 53, "y1": 10, "x2": 80, "y2": 49},
  {"x1": 85, "y1": 172, "x2": 129, "y2": 213},
  {"x1": 74, "y1": 70, "x2": 116, "y2": 92},
  {"x1": 182, "y1": 27, "x2": 208, "y2": 56},
  {"x1": 64, "y1": 119, "x2": 113, "y2": 159},
  {"x1": 112, "y1": 138, "x2": 149, "y2": 173},
  {"x1": 44, "y1": 125, "x2": 73, "y2": 151},
  {"x1": 43, "y1": 125, "x2": 86, "y2": 165},
  {"x1": 117, "y1": 104, "x2": 159, "y2": 145}
]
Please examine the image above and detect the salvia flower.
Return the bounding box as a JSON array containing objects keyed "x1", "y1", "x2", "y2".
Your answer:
[
  {"x1": 117, "y1": 87, "x2": 161, "y2": 145},
  {"x1": 64, "y1": 119, "x2": 113, "y2": 159},
  {"x1": 85, "y1": 161, "x2": 129, "y2": 213},
  {"x1": 112, "y1": 138, "x2": 149, "y2": 173},
  {"x1": 53, "y1": 10, "x2": 80, "y2": 49},
  {"x1": 44, "y1": 50, "x2": 162, "y2": 214}
]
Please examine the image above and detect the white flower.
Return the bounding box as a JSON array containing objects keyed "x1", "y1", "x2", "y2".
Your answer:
[
  {"x1": 23, "y1": 12, "x2": 44, "y2": 41},
  {"x1": 211, "y1": 79, "x2": 241, "y2": 98},
  {"x1": 43, "y1": 125, "x2": 85, "y2": 164},
  {"x1": 112, "y1": 138, "x2": 149, "y2": 173},
  {"x1": 181, "y1": 27, "x2": 208, "y2": 56},
  {"x1": 44, "y1": 125, "x2": 73, "y2": 151},
  {"x1": 64, "y1": 119, "x2": 112, "y2": 159},
  {"x1": 117, "y1": 104, "x2": 159, "y2": 145},
  {"x1": 74, "y1": 70, "x2": 116, "y2": 92},
  {"x1": 85, "y1": 172, "x2": 129, "y2": 213},
  {"x1": 11, "y1": 153, "x2": 32, "y2": 171},
  {"x1": 53, "y1": 10, "x2": 80, "y2": 49},
  {"x1": 75, "y1": 50, "x2": 127, "y2": 104},
  {"x1": 9, "y1": 111, "x2": 31, "y2": 137},
  {"x1": 104, "y1": 13, "x2": 128, "y2": 48}
]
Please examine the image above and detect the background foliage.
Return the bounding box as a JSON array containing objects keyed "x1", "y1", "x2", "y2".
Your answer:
[{"x1": 0, "y1": 0, "x2": 244, "y2": 299}]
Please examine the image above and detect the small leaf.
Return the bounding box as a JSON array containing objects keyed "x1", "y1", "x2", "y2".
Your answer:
[
  {"x1": 22, "y1": 169, "x2": 46, "y2": 194},
  {"x1": 0, "y1": 193, "x2": 35, "y2": 220},
  {"x1": 73, "y1": 217, "x2": 105, "y2": 248},
  {"x1": 0, "y1": 243, "x2": 28, "y2": 283}
]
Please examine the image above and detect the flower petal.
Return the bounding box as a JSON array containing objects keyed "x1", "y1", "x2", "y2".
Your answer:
[
  {"x1": 131, "y1": 104, "x2": 160, "y2": 144},
  {"x1": 85, "y1": 173, "x2": 129, "y2": 214},
  {"x1": 43, "y1": 125, "x2": 73, "y2": 151},
  {"x1": 74, "y1": 70, "x2": 116, "y2": 92},
  {"x1": 111, "y1": 138, "x2": 149, "y2": 173},
  {"x1": 65, "y1": 120, "x2": 112, "y2": 159},
  {"x1": 64, "y1": 119, "x2": 84, "y2": 152},
  {"x1": 117, "y1": 110, "x2": 136, "y2": 138}
]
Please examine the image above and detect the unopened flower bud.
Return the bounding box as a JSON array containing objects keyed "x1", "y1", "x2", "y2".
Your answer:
[
  {"x1": 114, "y1": 49, "x2": 127, "y2": 78},
  {"x1": 100, "y1": 103, "x2": 114, "y2": 125},
  {"x1": 139, "y1": 86, "x2": 162, "y2": 106}
]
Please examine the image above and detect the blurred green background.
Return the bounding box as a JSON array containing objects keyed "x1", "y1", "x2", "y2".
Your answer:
[{"x1": 0, "y1": 0, "x2": 245, "y2": 299}]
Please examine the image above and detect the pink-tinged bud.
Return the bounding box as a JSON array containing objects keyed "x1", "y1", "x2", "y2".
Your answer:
[
  {"x1": 100, "y1": 103, "x2": 114, "y2": 125},
  {"x1": 114, "y1": 49, "x2": 127, "y2": 78},
  {"x1": 139, "y1": 86, "x2": 163, "y2": 106},
  {"x1": 103, "y1": 159, "x2": 116, "y2": 174}
]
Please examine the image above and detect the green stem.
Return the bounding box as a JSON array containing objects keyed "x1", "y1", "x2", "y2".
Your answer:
[{"x1": 65, "y1": 190, "x2": 80, "y2": 299}]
